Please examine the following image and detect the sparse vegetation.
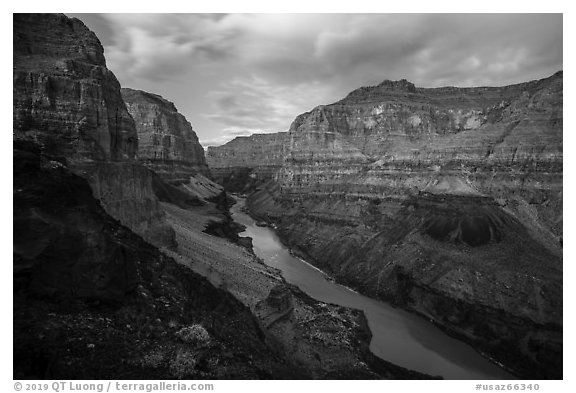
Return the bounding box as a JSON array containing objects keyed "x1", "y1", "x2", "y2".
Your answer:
[{"x1": 175, "y1": 324, "x2": 211, "y2": 347}]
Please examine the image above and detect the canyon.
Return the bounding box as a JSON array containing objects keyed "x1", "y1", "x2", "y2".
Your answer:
[
  {"x1": 13, "y1": 12, "x2": 562, "y2": 381},
  {"x1": 209, "y1": 73, "x2": 563, "y2": 379},
  {"x1": 13, "y1": 13, "x2": 430, "y2": 380}
]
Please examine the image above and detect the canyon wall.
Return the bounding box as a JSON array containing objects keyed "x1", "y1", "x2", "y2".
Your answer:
[
  {"x1": 13, "y1": 14, "x2": 304, "y2": 379},
  {"x1": 13, "y1": 13, "x2": 174, "y2": 248},
  {"x1": 223, "y1": 73, "x2": 563, "y2": 378},
  {"x1": 277, "y1": 74, "x2": 562, "y2": 246},
  {"x1": 206, "y1": 132, "x2": 288, "y2": 192},
  {"x1": 121, "y1": 88, "x2": 210, "y2": 183}
]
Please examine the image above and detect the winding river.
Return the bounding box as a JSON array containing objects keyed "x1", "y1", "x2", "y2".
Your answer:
[{"x1": 231, "y1": 199, "x2": 514, "y2": 380}]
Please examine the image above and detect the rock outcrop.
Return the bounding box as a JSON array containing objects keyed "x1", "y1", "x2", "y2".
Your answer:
[
  {"x1": 121, "y1": 88, "x2": 210, "y2": 183},
  {"x1": 206, "y1": 133, "x2": 288, "y2": 192},
  {"x1": 13, "y1": 13, "x2": 174, "y2": 248},
  {"x1": 214, "y1": 73, "x2": 563, "y2": 378}
]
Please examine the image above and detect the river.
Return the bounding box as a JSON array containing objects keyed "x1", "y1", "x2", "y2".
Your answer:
[{"x1": 231, "y1": 199, "x2": 514, "y2": 380}]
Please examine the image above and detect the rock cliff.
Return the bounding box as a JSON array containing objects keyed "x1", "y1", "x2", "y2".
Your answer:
[
  {"x1": 13, "y1": 13, "x2": 136, "y2": 162},
  {"x1": 121, "y1": 88, "x2": 210, "y2": 183},
  {"x1": 13, "y1": 13, "x2": 174, "y2": 248},
  {"x1": 217, "y1": 73, "x2": 563, "y2": 378},
  {"x1": 206, "y1": 132, "x2": 289, "y2": 192}
]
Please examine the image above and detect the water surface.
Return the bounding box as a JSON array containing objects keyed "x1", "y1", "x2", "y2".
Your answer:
[{"x1": 231, "y1": 199, "x2": 513, "y2": 380}]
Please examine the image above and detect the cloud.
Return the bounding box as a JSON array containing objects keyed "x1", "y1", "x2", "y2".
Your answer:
[
  {"x1": 76, "y1": 13, "x2": 562, "y2": 88},
  {"x1": 70, "y1": 13, "x2": 562, "y2": 147},
  {"x1": 72, "y1": 13, "x2": 242, "y2": 83},
  {"x1": 202, "y1": 75, "x2": 335, "y2": 133}
]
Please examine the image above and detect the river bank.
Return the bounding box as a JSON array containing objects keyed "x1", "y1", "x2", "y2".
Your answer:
[
  {"x1": 161, "y1": 197, "x2": 431, "y2": 379},
  {"x1": 235, "y1": 197, "x2": 514, "y2": 380}
]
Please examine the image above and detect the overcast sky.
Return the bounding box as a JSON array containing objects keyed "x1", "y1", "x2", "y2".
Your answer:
[{"x1": 69, "y1": 13, "x2": 562, "y2": 147}]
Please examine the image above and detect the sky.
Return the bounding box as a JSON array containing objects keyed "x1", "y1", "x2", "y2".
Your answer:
[{"x1": 68, "y1": 13, "x2": 563, "y2": 148}]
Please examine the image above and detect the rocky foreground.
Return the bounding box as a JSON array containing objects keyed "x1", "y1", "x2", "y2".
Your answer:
[{"x1": 209, "y1": 74, "x2": 563, "y2": 378}]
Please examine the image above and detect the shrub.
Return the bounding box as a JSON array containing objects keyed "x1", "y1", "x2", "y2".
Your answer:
[{"x1": 175, "y1": 324, "x2": 211, "y2": 347}]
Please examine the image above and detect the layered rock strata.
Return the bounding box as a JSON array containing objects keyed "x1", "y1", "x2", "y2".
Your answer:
[
  {"x1": 13, "y1": 13, "x2": 174, "y2": 248},
  {"x1": 206, "y1": 132, "x2": 289, "y2": 192},
  {"x1": 278, "y1": 74, "x2": 562, "y2": 233},
  {"x1": 217, "y1": 73, "x2": 563, "y2": 378},
  {"x1": 121, "y1": 88, "x2": 210, "y2": 183},
  {"x1": 13, "y1": 14, "x2": 136, "y2": 162}
]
